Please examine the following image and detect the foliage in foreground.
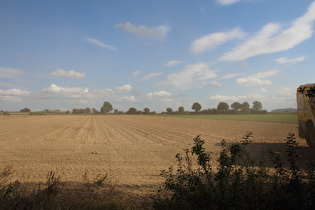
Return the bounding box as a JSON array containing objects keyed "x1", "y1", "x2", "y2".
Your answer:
[{"x1": 151, "y1": 133, "x2": 315, "y2": 209}]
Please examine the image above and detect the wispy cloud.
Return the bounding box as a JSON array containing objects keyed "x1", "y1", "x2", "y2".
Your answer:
[
  {"x1": 85, "y1": 38, "x2": 117, "y2": 50},
  {"x1": 210, "y1": 81, "x2": 223, "y2": 88},
  {"x1": 141, "y1": 72, "x2": 163, "y2": 81},
  {"x1": 217, "y1": 0, "x2": 241, "y2": 6},
  {"x1": 165, "y1": 60, "x2": 182, "y2": 67},
  {"x1": 220, "y1": 2, "x2": 315, "y2": 61},
  {"x1": 191, "y1": 27, "x2": 246, "y2": 54},
  {"x1": 0, "y1": 66, "x2": 24, "y2": 78},
  {"x1": 133, "y1": 70, "x2": 141, "y2": 76},
  {"x1": 159, "y1": 63, "x2": 218, "y2": 89},
  {"x1": 114, "y1": 22, "x2": 171, "y2": 40},
  {"x1": 50, "y1": 69, "x2": 85, "y2": 79},
  {"x1": 220, "y1": 73, "x2": 240, "y2": 80},
  {"x1": 236, "y1": 70, "x2": 278, "y2": 86},
  {"x1": 275, "y1": 56, "x2": 306, "y2": 64}
]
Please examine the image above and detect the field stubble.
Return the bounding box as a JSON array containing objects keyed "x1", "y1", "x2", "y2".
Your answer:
[{"x1": 0, "y1": 115, "x2": 313, "y2": 197}]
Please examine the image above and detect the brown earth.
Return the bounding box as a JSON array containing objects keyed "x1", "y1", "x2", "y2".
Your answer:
[{"x1": 0, "y1": 115, "x2": 313, "y2": 196}]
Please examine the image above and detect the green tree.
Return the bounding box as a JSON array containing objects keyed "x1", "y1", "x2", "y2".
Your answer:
[
  {"x1": 178, "y1": 106, "x2": 185, "y2": 114},
  {"x1": 100, "y1": 101, "x2": 113, "y2": 114},
  {"x1": 231, "y1": 102, "x2": 242, "y2": 112},
  {"x1": 191, "y1": 102, "x2": 202, "y2": 112},
  {"x1": 241, "y1": 102, "x2": 250, "y2": 113},
  {"x1": 92, "y1": 108, "x2": 99, "y2": 114},
  {"x1": 166, "y1": 108, "x2": 173, "y2": 113},
  {"x1": 20, "y1": 107, "x2": 31, "y2": 112},
  {"x1": 217, "y1": 102, "x2": 229, "y2": 112},
  {"x1": 127, "y1": 107, "x2": 137, "y2": 114},
  {"x1": 143, "y1": 107, "x2": 150, "y2": 114},
  {"x1": 85, "y1": 108, "x2": 91, "y2": 114},
  {"x1": 252, "y1": 101, "x2": 262, "y2": 111}
]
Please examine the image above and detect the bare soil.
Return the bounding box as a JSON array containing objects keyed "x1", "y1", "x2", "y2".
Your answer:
[{"x1": 0, "y1": 115, "x2": 313, "y2": 196}]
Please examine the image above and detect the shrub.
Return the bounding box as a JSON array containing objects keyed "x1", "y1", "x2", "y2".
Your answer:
[{"x1": 152, "y1": 133, "x2": 315, "y2": 209}]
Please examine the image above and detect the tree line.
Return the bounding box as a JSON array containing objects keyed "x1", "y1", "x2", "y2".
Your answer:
[{"x1": 15, "y1": 100, "x2": 266, "y2": 115}]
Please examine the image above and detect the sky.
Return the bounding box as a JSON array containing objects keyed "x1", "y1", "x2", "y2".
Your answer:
[{"x1": 1, "y1": 0, "x2": 315, "y2": 112}]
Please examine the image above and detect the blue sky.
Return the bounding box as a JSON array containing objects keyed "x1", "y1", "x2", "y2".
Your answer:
[{"x1": 1, "y1": 0, "x2": 315, "y2": 112}]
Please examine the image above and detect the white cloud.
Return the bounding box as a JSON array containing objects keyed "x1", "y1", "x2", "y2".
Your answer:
[
  {"x1": 50, "y1": 69, "x2": 85, "y2": 79},
  {"x1": 191, "y1": 27, "x2": 246, "y2": 54},
  {"x1": 146, "y1": 91, "x2": 172, "y2": 98},
  {"x1": 165, "y1": 60, "x2": 182, "y2": 67},
  {"x1": 0, "y1": 88, "x2": 31, "y2": 103},
  {"x1": 133, "y1": 70, "x2": 141, "y2": 76},
  {"x1": 0, "y1": 88, "x2": 31, "y2": 96},
  {"x1": 209, "y1": 95, "x2": 247, "y2": 101},
  {"x1": 159, "y1": 63, "x2": 218, "y2": 89},
  {"x1": 85, "y1": 38, "x2": 117, "y2": 50},
  {"x1": 42, "y1": 84, "x2": 88, "y2": 98},
  {"x1": 210, "y1": 81, "x2": 223, "y2": 88},
  {"x1": 0, "y1": 66, "x2": 24, "y2": 78},
  {"x1": 209, "y1": 94, "x2": 262, "y2": 102},
  {"x1": 115, "y1": 84, "x2": 133, "y2": 92},
  {"x1": 217, "y1": 0, "x2": 241, "y2": 6},
  {"x1": 260, "y1": 88, "x2": 268, "y2": 93},
  {"x1": 114, "y1": 22, "x2": 171, "y2": 40},
  {"x1": 220, "y1": 73, "x2": 240, "y2": 80},
  {"x1": 275, "y1": 56, "x2": 306, "y2": 64},
  {"x1": 140, "y1": 72, "x2": 163, "y2": 81},
  {"x1": 90, "y1": 89, "x2": 114, "y2": 96},
  {"x1": 220, "y1": 2, "x2": 315, "y2": 61},
  {"x1": 236, "y1": 70, "x2": 278, "y2": 86},
  {"x1": 116, "y1": 96, "x2": 136, "y2": 103}
]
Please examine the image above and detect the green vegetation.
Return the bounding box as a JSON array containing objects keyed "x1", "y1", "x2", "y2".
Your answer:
[
  {"x1": 151, "y1": 133, "x2": 315, "y2": 209},
  {"x1": 158, "y1": 113, "x2": 298, "y2": 124}
]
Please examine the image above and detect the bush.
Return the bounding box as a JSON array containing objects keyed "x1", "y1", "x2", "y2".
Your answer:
[{"x1": 151, "y1": 133, "x2": 315, "y2": 209}]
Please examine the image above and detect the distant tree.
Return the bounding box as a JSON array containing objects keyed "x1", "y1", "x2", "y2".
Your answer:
[
  {"x1": 20, "y1": 107, "x2": 31, "y2": 112},
  {"x1": 143, "y1": 107, "x2": 150, "y2": 114},
  {"x1": 85, "y1": 108, "x2": 91, "y2": 114},
  {"x1": 166, "y1": 108, "x2": 173, "y2": 113},
  {"x1": 178, "y1": 106, "x2": 185, "y2": 114},
  {"x1": 252, "y1": 101, "x2": 262, "y2": 111},
  {"x1": 217, "y1": 102, "x2": 229, "y2": 112},
  {"x1": 100, "y1": 101, "x2": 113, "y2": 114},
  {"x1": 114, "y1": 109, "x2": 118, "y2": 114},
  {"x1": 92, "y1": 108, "x2": 99, "y2": 114},
  {"x1": 127, "y1": 107, "x2": 137, "y2": 114},
  {"x1": 72, "y1": 108, "x2": 79, "y2": 114},
  {"x1": 231, "y1": 102, "x2": 242, "y2": 112},
  {"x1": 192, "y1": 102, "x2": 202, "y2": 112},
  {"x1": 241, "y1": 102, "x2": 250, "y2": 114}
]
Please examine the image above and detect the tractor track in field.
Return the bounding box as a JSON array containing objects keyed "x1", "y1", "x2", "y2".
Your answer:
[{"x1": 0, "y1": 114, "x2": 311, "y2": 195}]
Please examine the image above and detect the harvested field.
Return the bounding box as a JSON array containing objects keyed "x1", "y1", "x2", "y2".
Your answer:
[{"x1": 0, "y1": 115, "x2": 314, "y2": 196}]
